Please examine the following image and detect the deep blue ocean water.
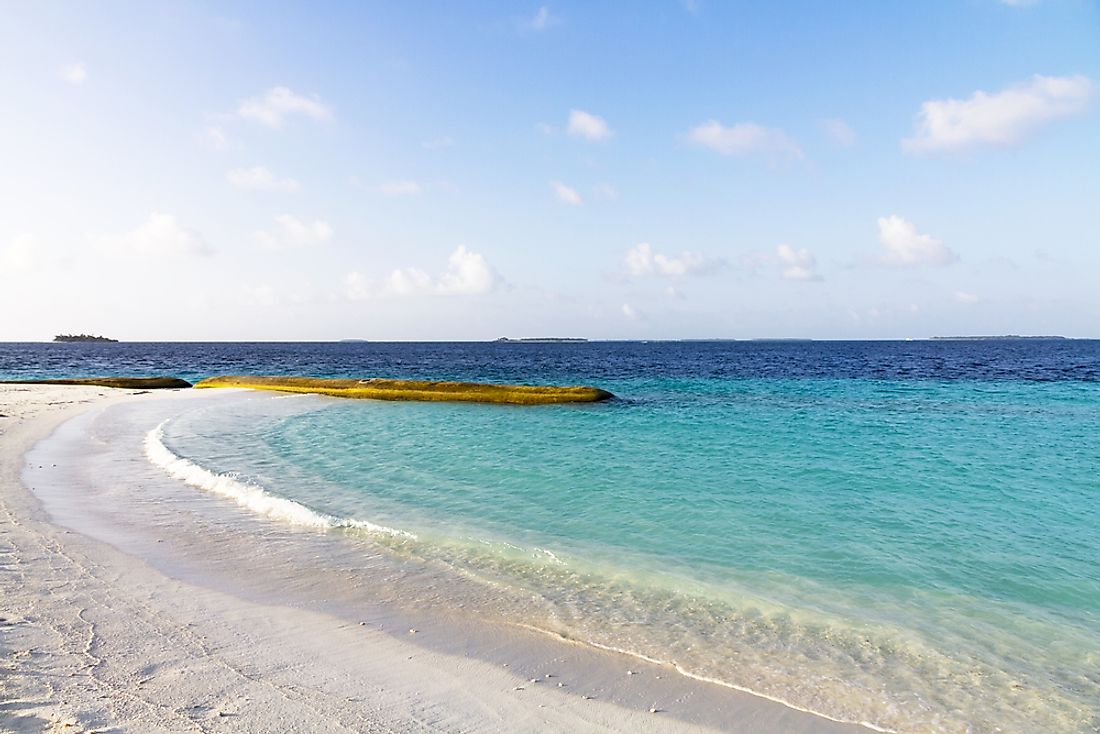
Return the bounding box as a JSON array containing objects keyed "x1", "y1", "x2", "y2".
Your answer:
[{"x1": 6, "y1": 340, "x2": 1099, "y2": 733}]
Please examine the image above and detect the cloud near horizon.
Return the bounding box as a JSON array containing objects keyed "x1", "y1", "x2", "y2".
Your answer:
[
  {"x1": 775, "y1": 244, "x2": 821, "y2": 281},
  {"x1": 625, "y1": 242, "x2": 722, "y2": 277},
  {"x1": 97, "y1": 213, "x2": 209, "y2": 257},
  {"x1": 875, "y1": 215, "x2": 955, "y2": 266},
  {"x1": 1, "y1": 234, "x2": 38, "y2": 273},
  {"x1": 346, "y1": 246, "x2": 501, "y2": 299},
  {"x1": 902, "y1": 74, "x2": 1093, "y2": 153}
]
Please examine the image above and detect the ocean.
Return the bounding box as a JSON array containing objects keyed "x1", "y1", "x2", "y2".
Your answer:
[{"x1": 7, "y1": 340, "x2": 1100, "y2": 733}]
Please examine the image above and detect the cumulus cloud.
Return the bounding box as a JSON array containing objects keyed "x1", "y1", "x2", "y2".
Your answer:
[
  {"x1": 875, "y1": 215, "x2": 955, "y2": 266},
  {"x1": 374, "y1": 180, "x2": 422, "y2": 196},
  {"x1": 686, "y1": 120, "x2": 802, "y2": 158},
  {"x1": 775, "y1": 244, "x2": 821, "y2": 280},
  {"x1": 253, "y1": 214, "x2": 333, "y2": 250},
  {"x1": 621, "y1": 303, "x2": 640, "y2": 320},
  {"x1": 98, "y1": 213, "x2": 209, "y2": 257},
  {"x1": 60, "y1": 62, "x2": 87, "y2": 84},
  {"x1": 551, "y1": 180, "x2": 583, "y2": 205},
  {"x1": 625, "y1": 242, "x2": 722, "y2": 277},
  {"x1": 903, "y1": 74, "x2": 1093, "y2": 153},
  {"x1": 346, "y1": 246, "x2": 501, "y2": 299},
  {"x1": 567, "y1": 109, "x2": 612, "y2": 141},
  {"x1": 823, "y1": 118, "x2": 857, "y2": 147},
  {"x1": 435, "y1": 246, "x2": 500, "y2": 295},
  {"x1": 237, "y1": 86, "x2": 331, "y2": 128},
  {"x1": 1, "y1": 234, "x2": 37, "y2": 273},
  {"x1": 226, "y1": 166, "x2": 301, "y2": 191}
]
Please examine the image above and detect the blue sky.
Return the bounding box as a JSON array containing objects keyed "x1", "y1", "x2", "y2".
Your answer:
[{"x1": 1, "y1": 0, "x2": 1098, "y2": 340}]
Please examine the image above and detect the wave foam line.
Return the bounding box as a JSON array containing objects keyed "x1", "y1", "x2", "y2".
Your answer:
[
  {"x1": 144, "y1": 420, "x2": 414, "y2": 539},
  {"x1": 512, "y1": 622, "x2": 897, "y2": 734}
]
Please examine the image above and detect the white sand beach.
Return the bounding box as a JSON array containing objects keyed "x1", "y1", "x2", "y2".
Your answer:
[{"x1": 1, "y1": 384, "x2": 868, "y2": 733}]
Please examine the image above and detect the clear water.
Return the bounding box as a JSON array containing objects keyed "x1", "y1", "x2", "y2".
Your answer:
[{"x1": 8, "y1": 341, "x2": 1100, "y2": 732}]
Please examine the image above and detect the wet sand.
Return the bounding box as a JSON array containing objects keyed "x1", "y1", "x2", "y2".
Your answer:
[{"x1": 0, "y1": 384, "x2": 870, "y2": 733}]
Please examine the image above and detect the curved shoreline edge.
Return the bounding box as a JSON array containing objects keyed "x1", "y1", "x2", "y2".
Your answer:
[
  {"x1": 193, "y1": 375, "x2": 614, "y2": 404},
  {"x1": 1, "y1": 376, "x2": 192, "y2": 389},
  {"x1": 3, "y1": 384, "x2": 868, "y2": 734}
]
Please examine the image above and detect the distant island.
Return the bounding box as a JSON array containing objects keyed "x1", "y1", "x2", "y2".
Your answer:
[
  {"x1": 494, "y1": 337, "x2": 588, "y2": 343},
  {"x1": 53, "y1": 334, "x2": 118, "y2": 343},
  {"x1": 930, "y1": 335, "x2": 1067, "y2": 341}
]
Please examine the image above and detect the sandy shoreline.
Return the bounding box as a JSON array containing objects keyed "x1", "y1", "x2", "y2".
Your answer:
[{"x1": 1, "y1": 385, "x2": 866, "y2": 733}]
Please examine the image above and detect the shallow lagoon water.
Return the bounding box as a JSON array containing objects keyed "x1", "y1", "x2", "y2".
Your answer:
[
  {"x1": 153, "y1": 376, "x2": 1100, "y2": 733},
  {"x1": 8, "y1": 340, "x2": 1100, "y2": 732}
]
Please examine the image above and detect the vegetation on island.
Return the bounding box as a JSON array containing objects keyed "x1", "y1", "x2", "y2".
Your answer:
[
  {"x1": 194, "y1": 375, "x2": 614, "y2": 404},
  {"x1": 1, "y1": 377, "x2": 192, "y2": 389},
  {"x1": 53, "y1": 334, "x2": 118, "y2": 343}
]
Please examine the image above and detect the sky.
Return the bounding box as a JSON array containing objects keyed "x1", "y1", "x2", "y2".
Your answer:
[{"x1": 1, "y1": 0, "x2": 1098, "y2": 341}]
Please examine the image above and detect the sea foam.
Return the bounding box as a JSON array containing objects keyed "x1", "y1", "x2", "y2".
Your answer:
[{"x1": 144, "y1": 421, "x2": 414, "y2": 539}]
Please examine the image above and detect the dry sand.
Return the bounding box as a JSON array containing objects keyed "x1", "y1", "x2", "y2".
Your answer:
[{"x1": 0, "y1": 385, "x2": 869, "y2": 733}]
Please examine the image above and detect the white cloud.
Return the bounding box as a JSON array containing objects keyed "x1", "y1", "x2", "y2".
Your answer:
[
  {"x1": 954, "y1": 290, "x2": 981, "y2": 304},
  {"x1": 902, "y1": 74, "x2": 1094, "y2": 153},
  {"x1": 241, "y1": 284, "x2": 277, "y2": 308},
  {"x1": 237, "y1": 86, "x2": 331, "y2": 128},
  {"x1": 226, "y1": 166, "x2": 301, "y2": 191},
  {"x1": 421, "y1": 136, "x2": 454, "y2": 150},
  {"x1": 348, "y1": 246, "x2": 501, "y2": 299},
  {"x1": 98, "y1": 213, "x2": 209, "y2": 257},
  {"x1": 374, "y1": 180, "x2": 422, "y2": 196},
  {"x1": 536, "y1": 122, "x2": 557, "y2": 136},
  {"x1": 1, "y1": 234, "x2": 37, "y2": 273},
  {"x1": 775, "y1": 244, "x2": 821, "y2": 281},
  {"x1": 625, "y1": 242, "x2": 721, "y2": 277},
  {"x1": 201, "y1": 126, "x2": 229, "y2": 150},
  {"x1": 823, "y1": 118, "x2": 857, "y2": 147},
  {"x1": 621, "y1": 303, "x2": 640, "y2": 320},
  {"x1": 686, "y1": 120, "x2": 802, "y2": 158},
  {"x1": 551, "y1": 180, "x2": 583, "y2": 206},
  {"x1": 253, "y1": 214, "x2": 333, "y2": 250},
  {"x1": 875, "y1": 215, "x2": 955, "y2": 266},
  {"x1": 343, "y1": 272, "x2": 370, "y2": 301},
  {"x1": 528, "y1": 6, "x2": 560, "y2": 30},
  {"x1": 60, "y1": 62, "x2": 87, "y2": 84},
  {"x1": 567, "y1": 109, "x2": 612, "y2": 141},
  {"x1": 595, "y1": 183, "x2": 619, "y2": 201},
  {"x1": 682, "y1": 0, "x2": 701, "y2": 14},
  {"x1": 436, "y1": 246, "x2": 499, "y2": 295}
]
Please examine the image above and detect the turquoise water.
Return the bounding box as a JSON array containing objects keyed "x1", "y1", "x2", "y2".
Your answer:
[{"x1": 157, "y1": 377, "x2": 1100, "y2": 733}]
